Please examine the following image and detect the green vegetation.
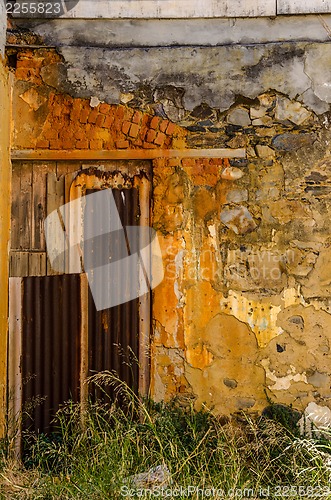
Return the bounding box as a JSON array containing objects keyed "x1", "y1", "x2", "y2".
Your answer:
[{"x1": 1, "y1": 373, "x2": 331, "y2": 499}]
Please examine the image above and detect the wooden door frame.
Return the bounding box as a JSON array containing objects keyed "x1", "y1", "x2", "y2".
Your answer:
[{"x1": 68, "y1": 166, "x2": 152, "y2": 398}]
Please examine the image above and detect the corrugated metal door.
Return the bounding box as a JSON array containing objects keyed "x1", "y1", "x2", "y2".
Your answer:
[
  {"x1": 21, "y1": 274, "x2": 81, "y2": 434},
  {"x1": 9, "y1": 162, "x2": 151, "y2": 439},
  {"x1": 86, "y1": 188, "x2": 140, "y2": 403}
]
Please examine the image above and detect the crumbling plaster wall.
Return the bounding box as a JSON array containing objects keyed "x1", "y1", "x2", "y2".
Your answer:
[{"x1": 8, "y1": 36, "x2": 331, "y2": 415}]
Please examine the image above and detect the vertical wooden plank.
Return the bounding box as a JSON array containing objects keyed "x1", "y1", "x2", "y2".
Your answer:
[
  {"x1": 138, "y1": 177, "x2": 151, "y2": 398},
  {"x1": 28, "y1": 252, "x2": 46, "y2": 277},
  {"x1": 46, "y1": 172, "x2": 65, "y2": 275},
  {"x1": 19, "y1": 163, "x2": 32, "y2": 250},
  {"x1": 8, "y1": 278, "x2": 23, "y2": 459},
  {"x1": 80, "y1": 273, "x2": 89, "y2": 428},
  {"x1": 65, "y1": 171, "x2": 80, "y2": 274},
  {"x1": 32, "y1": 162, "x2": 55, "y2": 251},
  {"x1": 56, "y1": 161, "x2": 80, "y2": 177},
  {"x1": 11, "y1": 162, "x2": 21, "y2": 250},
  {"x1": 9, "y1": 252, "x2": 29, "y2": 277}
]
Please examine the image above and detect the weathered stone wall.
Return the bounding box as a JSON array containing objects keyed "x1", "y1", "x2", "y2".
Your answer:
[{"x1": 8, "y1": 40, "x2": 331, "y2": 416}]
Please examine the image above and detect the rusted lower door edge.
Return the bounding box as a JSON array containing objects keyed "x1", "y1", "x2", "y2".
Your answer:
[
  {"x1": 80, "y1": 273, "x2": 89, "y2": 424},
  {"x1": 8, "y1": 277, "x2": 23, "y2": 459},
  {"x1": 8, "y1": 276, "x2": 89, "y2": 454}
]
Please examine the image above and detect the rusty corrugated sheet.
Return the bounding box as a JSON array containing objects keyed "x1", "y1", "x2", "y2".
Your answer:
[
  {"x1": 20, "y1": 185, "x2": 142, "y2": 434},
  {"x1": 86, "y1": 188, "x2": 140, "y2": 403},
  {"x1": 22, "y1": 274, "x2": 81, "y2": 434}
]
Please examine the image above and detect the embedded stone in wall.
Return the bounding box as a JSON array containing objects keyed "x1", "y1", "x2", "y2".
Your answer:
[
  {"x1": 272, "y1": 133, "x2": 314, "y2": 151},
  {"x1": 220, "y1": 206, "x2": 257, "y2": 235},
  {"x1": 255, "y1": 145, "x2": 275, "y2": 158},
  {"x1": 285, "y1": 247, "x2": 319, "y2": 277},
  {"x1": 274, "y1": 95, "x2": 312, "y2": 125},
  {"x1": 224, "y1": 188, "x2": 248, "y2": 203},
  {"x1": 19, "y1": 87, "x2": 47, "y2": 111},
  {"x1": 250, "y1": 105, "x2": 267, "y2": 119},
  {"x1": 220, "y1": 166, "x2": 244, "y2": 180},
  {"x1": 227, "y1": 107, "x2": 251, "y2": 127},
  {"x1": 301, "y1": 247, "x2": 331, "y2": 298}
]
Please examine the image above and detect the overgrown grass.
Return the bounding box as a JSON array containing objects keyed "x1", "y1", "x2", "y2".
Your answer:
[{"x1": 1, "y1": 373, "x2": 331, "y2": 499}]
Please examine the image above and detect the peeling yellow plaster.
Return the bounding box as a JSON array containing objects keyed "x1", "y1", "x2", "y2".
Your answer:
[
  {"x1": 186, "y1": 343, "x2": 214, "y2": 369},
  {"x1": 220, "y1": 287, "x2": 305, "y2": 348},
  {"x1": 261, "y1": 359, "x2": 308, "y2": 391},
  {"x1": 220, "y1": 291, "x2": 282, "y2": 347}
]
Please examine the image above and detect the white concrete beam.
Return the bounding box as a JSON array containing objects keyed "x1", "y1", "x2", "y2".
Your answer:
[
  {"x1": 0, "y1": 0, "x2": 6, "y2": 56},
  {"x1": 278, "y1": 0, "x2": 331, "y2": 14},
  {"x1": 9, "y1": 0, "x2": 276, "y2": 19}
]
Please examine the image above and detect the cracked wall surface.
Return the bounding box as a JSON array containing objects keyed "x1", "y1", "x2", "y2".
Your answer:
[{"x1": 8, "y1": 38, "x2": 331, "y2": 416}]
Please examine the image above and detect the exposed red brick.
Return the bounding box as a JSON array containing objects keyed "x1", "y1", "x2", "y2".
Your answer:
[
  {"x1": 44, "y1": 129, "x2": 59, "y2": 140},
  {"x1": 139, "y1": 114, "x2": 150, "y2": 136},
  {"x1": 132, "y1": 110, "x2": 142, "y2": 124},
  {"x1": 154, "y1": 132, "x2": 166, "y2": 146},
  {"x1": 80, "y1": 109, "x2": 89, "y2": 124},
  {"x1": 171, "y1": 137, "x2": 187, "y2": 149},
  {"x1": 50, "y1": 140, "x2": 63, "y2": 149},
  {"x1": 52, "y1": 105, "x2": 63, "y2": 117},
  {"x1": 116, "y1": 140, "x2": 130, "y2": 149},
  {"x1": 143, "y1": 141, "x2": 157, "y2": 149},
  {"x1": 103, "y1": 115, "x2": 114, "y2": 129},
  {"x1": 71, "y1": 100, "x2": 82, "y2": 121},
  {"x1": 159, "y1": 120, "x2": 169, "y2": 133},
  {"x1": 99, "y1": 103, "x2": 111, "y2": 114},
  {"x1": 95, "y1": 114, "x2": 105, "y2": 128},
  {"x1": 88, "y1": 108, "x2": 99, "y2": 124},
  {"x1": 104, "y1": 140, "x2": 116, "y2": 149},
  {"x1": 150, "y1": 116, "x2": 161, "y2": 129},
  {"x1": 90, "y1": 139, "x2": 103, "y2": 150},
  {"x1": 168, "y1": 158, "x2": 181, "y2": 167},
  {"x1": 15, "y1": 68, "x2": 41, "y2": 83},
  {"x1": 164, "y1": 136, "x2": 172, "y2": 148},
  {"x1": 86, "y1": 126, "x2": 98, "y2": 140},
  {"x1": 36, "y1": 139, "x2": 49, "y2": 149},
  {"x1": 17, "y1": 58, "x2": 43, "y2": 69},
  {"x1": 75, "y1": 129, "x2": 85, "y2": 140},
  {"x1": 166, "y1": 122, "x2": 176, "y2": 135},
  {"x1": 146, "y1": 129, "x2": 157, "y2": 143},
  {"x1": 114, "y1": 107, "x2": 125, "y2": 132},
  {"x1": 153, "y1": 158, "x2": 167, "y2": 168},
  {"x1": 52, "y1": 118, "x2": 66, "y2": 131},
  {"x1": 122, "y1": 121, "x2": 131, "y2": 135},
  {"x1": 123, "y1": 107, "x2": 134, "y2": 121},
  {"x1": 76, "y1": 139, "x2": 89, "y2": 149},
  {"x1": 63, "y1": 95, "x2": 74, "y2": 107},
  {"x1": 62, "y1": 138, "x2": 75, "y2": 149},
  {"x1": 15, "y1": 68, "x2": 31, "y2": 81},
  {"x1": 139, "y1": 126, "x2": 149, "y2": 141},
  {"x1": 181, "y1": 158, "x2": 194, "y2": 167},
  {"x1": 129, "y1": 123, "x2": 139, "y2": 138},
  {"x1": 59, "y1": 125, "x2": 74, "y2": 140}
]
